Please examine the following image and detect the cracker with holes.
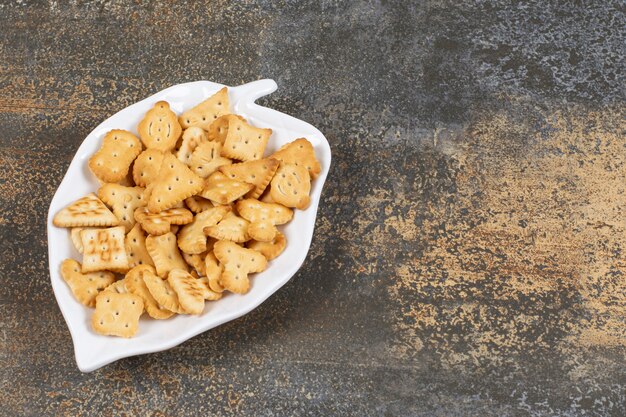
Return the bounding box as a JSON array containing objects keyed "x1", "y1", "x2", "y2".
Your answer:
[
  {"x1": 205, "y1": 251, "x2": 225, "y2": 293},
  {"x1": 147, "y1": 153, "x2": 204, "y2": 212},
  {"x1": 213, "y1": 240, "x2": 267, "y2": 294},
  {"x1": 70, "y1": 227, "x2": 101, "y2": 254},
  {"x1": 179, "y1": 87, "x2": 230, "y2": 130},
  {"x1": 178, "y1": 205, "x2": 230, "y2": 254},
  {"x1": 221, "y1": 115, "x2": 272, "y2": 161},
  {"x1": 89, "y1": 130, "x2": 142, "y2": 183},
  {"x1": 247, "y1": 231, "x2": 287, "y2": 260},
  {"x1": 103, "y1": 278, "x2": 128, "y2": 294},
  {"x1": 184, "y1": 196, "x2": 214, "y2": 213},
  {"x1": 204, "y1": 211, "x2": 251, "y2": 243},
  {"x1": 98, "y1": 184, "x2": 145, "y2": 232},
  {"x1": 146, "y1": 232, "x2": 189, "y2": 278},
  {"x1": 60, "y1": 259, "x2": 116, "y2": 307},
  {"x1": 53, "y1": 193, "x2": 119, "y2": 228},
  {"x1": 270, "y1": 163, "x2": 311, "y2": 209},
  {"x1": 143, "y1": 268, "x2": 185, "y2": 314},
  {"x1": 236, "y1": 198, "x2": 293, "y2": 242},
  {"x1": 138, "y1": 101, "x2": 182, "y2": 151},
  {"x1": 207, "y1": 114, "x2": 243, "y2": 144},
  {"x1": 199, "y1": 171, "x2": 253, "y2": 205},
  {"x1": 80, "y1": 226, "x2": 129, "y2": 273},
  {"x1": 270, "y1": 138, "x2": 321, "y2": 179},
  {"x1": 134, "y1": 206, "x2": 193, "y2": 235},
  {"x1": 125, "y1": 265, "x2": 174, "y2": 319},
  {"x1": 133, "y1": 149, "x2": 165, "y2": 187},
  {"x1": 177, "y1": 127, "x2": 208, "y2": 165},
  {"x1": 92, "y1": 291, "x2": 144, "y2": 338},
  {"x1": 189, "y1": 141, "x2": 232, "y2": 178},
  {"x1": 168, "y1": 269, "x2": 206, "y2": 315},
  {"x1": 183, "y1": 251, "x2": 207, "y2": 276},
  {"x1": 219, "y1": 158, "x2": 279, "y2": 199},
  {"x1": 125, "y1": 223, "x2": 154, "y2": 268}
]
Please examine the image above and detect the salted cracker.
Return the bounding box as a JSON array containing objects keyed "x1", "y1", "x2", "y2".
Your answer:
[
  {"x1": 196, "y1": 277, "x2": 223, "y2": 301},
  {"x1": 125, "y1": 265, "x2": 174, "y2": 319},
  {"x1": 204, "y1": 251, "x2": 225, "y2": 293},
  {"x1": 60, "y1": 259, "x2": 115, "y2": 307},
  {"x1": 137, "y1": 101, "x2": 182, "y2": 151},
  {"x1": 184, "y1": 196, "x2": 214, "y2": 213},
  {"x1": 97, "y1": 184, "x2": 145, "y2": 232},
  {"x1": 145, "y1": 232, "x2": 189, "y2": 278},
  {"x1": 221, "y1": 115, "x2": 272, "y2": 161},
  {"x1": 89, "y1": 130, "x2": 142, "y2": 183},
  {"x1": 219, "y1": 158, "x2": 279, "y2": 199},
  {"x1": 125, "y1": 223, "x2": 154, "y2": 268},
  {"x1": 270, "y1": 163, "x2": 311, "y2": 209},
  {"x1": 204, "y1": 211, "x2": 250, "y2": 243},
  {"x1": 182, "y1": 251, "x2": 207, "y2": 277},
  {"x1": 53, "y1": 193, "x2": 119, "y2": 228},
  {"x1": 177, "y1": 205, "x2": 230, "y2": 254},
  {"x1": 132, "y1": 149, "x2": 165, "y2": 187},
  {"x1": 199, "y1": 171, "x2": 253, "y2": 205},
  {"x1": 179, "y1": 87, "x2": 230, "y2": 130},
  {"x1": 80, "y1": 226, "x2": 129, "y2": 273},
  {"x1": 168, "y1": 269, "x2": 206, "y2": 315},
  {"x1": 134, "y1": 206, "x2": 193, "y2": 235},
  {"x1": 143, "y1": 268, "x2": 185, "y2": 314},
  {"x1": 177, "y1": 127, "x2": 209, "y2": 165},
  {"x1": 103, "y1": 278, "x2": 128, "y2": 294},
  {"x1": 189, "y1": 140, "x2": 232, "y2": 178},
  {"x1": 247, "y1": 232, "x2": 287, "y2": 261},
  {"x1": 236, "y1": 198, "x2": 293, "y2": 242},
  {"x1": 92, "y1": 291, "x2": 144, "y2": 338},
  {"x1": 147, "y1": 153, "x2": 204, "y2": 213},
  {"x1": 269, "y1": 138, "x2": 321, "y2": 179},
  {"x1": 213, "y1": 240, "x2": 267, "y2": 294}
]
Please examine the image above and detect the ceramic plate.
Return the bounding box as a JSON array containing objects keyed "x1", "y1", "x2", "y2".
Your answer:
[{"x1": 47, "y1": 80, "x2": 331, "y2": 372}]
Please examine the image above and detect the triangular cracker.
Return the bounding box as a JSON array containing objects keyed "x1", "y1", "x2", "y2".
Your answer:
[
  {"x1": 177, "y1": 127, "x2": 209, "y2": 165},
  {"x1": 213, "y1": 240, "x2": 267, "y2": 294},
  {"x1": 204, "y1": 211, "x2": 250, "y2": 243},
  {"x1": 53, "y1": 193, "x2": 119, "y2": 228},
  {"x1": 125, "y1": 265, "x2": 174, "y2": 319},
  {"x1": 269, "y1": 138, "x2": 321, "y2": 179},
  {"x1": 134, "y1": 206, "x2": 193, "y2": 235},
  {"x1": 236, "y1": 199, "x2": 293, "y2": 242},
  {"x1": 88, "y1": 130, "x2": 142, "y2": 183},
  {"x1": 80, "y1": 226, "x2": 129, "y2": 273},
  {"x1": 247, "y1": 232, "x2": 287, "y2": 260},
  {"x1": 198, "y1": 171, "x2": 253, "y2": 205},
  {"x1": 125, "y1": 223, "x2": 154, "y2": 268},
  {"x1": 177, "y1": 206, "x2": 230, "y2": 254},
  {"x1": 270, "y1": 163, "x2": 311, "y2": 209},
  {"x1": 143, "y1": 268, "x2": 185, "y2": 314},
  {"x1": 221, "y1": 115, "x2": 272, "y2": 161},
  {"x1": 219, "y1": 158, "x2": 279, "y2": 199},
  {"x1": 147, "y1": 153, "x2": 204, "y2": 212},
  {"x1": 133, "y1": 149, "x2": 165, "y2": 187},
  {"x1": 179, "y1": 87, "x2": 230, "y2": 130},
  {"x1": 98, "y1": 184, "x2": 145, "y2": 232},
  {"x1": 60, "y1": 259, "x2": 116, "y2": 307},
  {"x1": 189, "y1": 141, "x2": 232, "y2": 178},
  {"x1": 92, "y1": 292, "x2": 144, "y2": 338},
  {"x1": 145, "y1": 232, "x2": 189, "y2": 278},
  {"x1": 168, "y1": 269, "x2": 206, "y2": 315},
  {"x1": 137, "y1": 101, "x2": 182, "y2": 151}
]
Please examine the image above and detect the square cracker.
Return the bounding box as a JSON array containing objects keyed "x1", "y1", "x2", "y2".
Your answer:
[
  {"x1": 269, "y1": 163, "x2": 311, "y2": 209},
  {"x1": 92, "y1": 291, "x2": 144, "y2": 338},
  {"x1": 80, "y1": 226, "x2": 129, "y2": 273},
  {"x1": 221, "y1": 115, "x2": 272, "y2": 161},
  {"x1": 88, "y1": 129, "x2": 141, "y2": 183}
]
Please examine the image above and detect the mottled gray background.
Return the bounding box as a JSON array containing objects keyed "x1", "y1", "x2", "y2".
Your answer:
[{"x1": 1, "y1": 1, "x2": 625, "y2": 416}]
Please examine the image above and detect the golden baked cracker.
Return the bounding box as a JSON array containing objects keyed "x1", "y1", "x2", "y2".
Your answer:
[
  {"x1": 204, "y1": 211, "x2": 250, "y2": 243},
  {"x1": 247, "y1": 232, "x2": 287, "y2": 260},
  {"x1": 222, "y1": 115, "x2": 272, "y2": 161},
  {"x1": 137, "y1": 101, "x2": 182, "y2": 151},
  {"x1": 145, "y1": 232, "x2": 189, "y2": 278},
  {"x1": 270, "y1": 163, "x2": 311, "y2": 209},
  {"x1": 125, "y1": 223, "x2": 154, "y2": 268},
  {"x1": 143, "y1": 268, "x2": 185, "y2": 314},
  {"x1": 182, "y1": 251, "x2": 207, "y2": 277},
  {"x1": 177, "y1": 205, "x2": 231, "y2": 254},
  {"x1": 219, "y1": 158, "x2": 279, "y2": 199},
  {"x1": 199, "y1": 171, "x2": 254, "y2": 205},
  {"x1": 213, "y1": 240, "x2": 267, "y2": 294},
  {"x1": 205, "y1": 251, "x2": 225, "y2": 293},
  {"x1": 125, "y1": 265, "x2": 174, "y2": 319},
  {"x1": 207, "y1": 114, "x2": 245, "y2": 144},
  {"x1": 259, "y1": 187, "x2": 276, "y2": 204},
  {"x1": 97, "y1": 184, "x2": 145, "y2": 232},
  {"x1": 168, "y1": 269, "x2": 206, "y2": 315},
  {"x1": 236, "y1": 199, "x2": 293, "y2": 242},
  {"x1": 89, "y1": 130, "x2": 142, "y2": 183},
  {"x1": 134, "y1": 206, "x2": 193, "y2": 235},
  {"x1": 179, "y1": 87, "x2": 230, "y2": 130},
  {"x1": 177, "y1": 127, "x2": 209, "y2": 165},
  {"x1": 197, "y1": 277, "x2": 223, "y2": 300},
  {"x1": 147, "y1": 153, "x2": 204, "y2": 213},
  {"x1": 132, "y1": 149, "x2": 165, "y2": 187},
  {"x1": 60, "y1": 259, "x2": 116, "y2": 307},
  {"x1": 184, "y1": 196, "x2": 214, "y2": 213},
  {"x1": 103, "y1": 278, "x2": 128, "y2": 294},
  {"x1": 92, "y1": 291, "x2": 144, "y2": 338},
  {"x1": 53, "y1": 193, "x2": 119, "y2": 228},
  {"x1": 270, "y1": 138, "x2": 321, "y2": 179},
  {"x1": 189, "y1": 141, "x2": 232, "y2": 178},
  {"x1": 70, "y1": 227, "x2": 102, "y2": 254},
  {"x1": 80, "y1": 226, "x2": 129, "y2": 273}
]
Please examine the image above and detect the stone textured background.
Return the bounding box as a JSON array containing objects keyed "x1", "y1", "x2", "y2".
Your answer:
[{"x1": 1, "y1": 1, "x2": 624, "y2": 416}]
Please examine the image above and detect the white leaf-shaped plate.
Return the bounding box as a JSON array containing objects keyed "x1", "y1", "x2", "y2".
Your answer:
[{"x1": 47, "y1": 80, "x2": 331, "y2": 372}]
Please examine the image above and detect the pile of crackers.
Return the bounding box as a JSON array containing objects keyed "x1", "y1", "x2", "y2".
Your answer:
[{"x1": 53, "y1": 87, "x2": 320, "y2": 338}]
